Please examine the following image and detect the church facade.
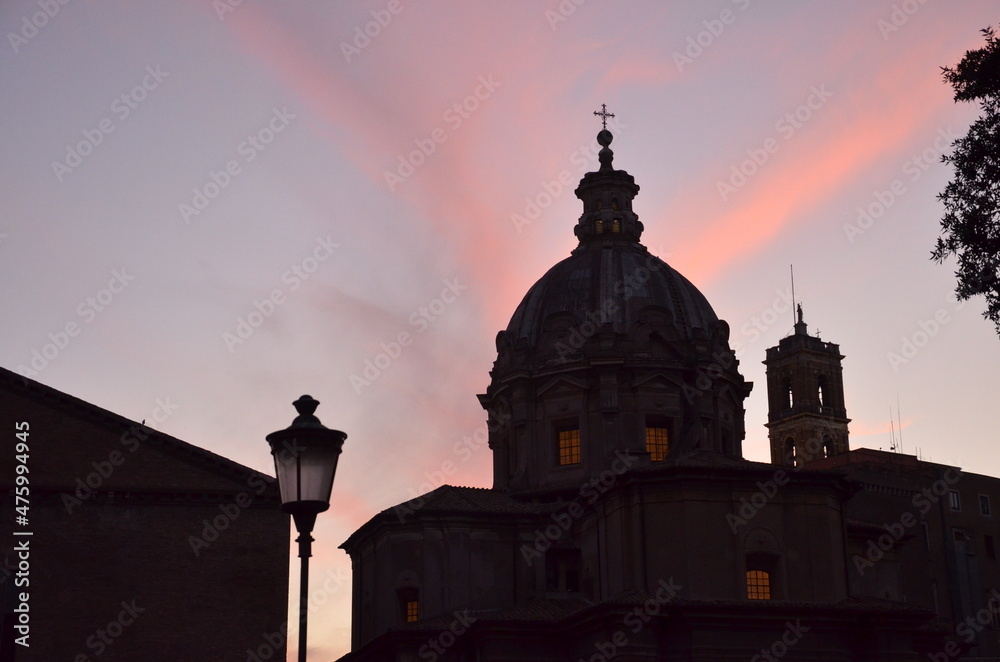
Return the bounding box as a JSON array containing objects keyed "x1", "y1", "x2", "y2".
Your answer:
[{"x1": 336, "y1": 125, "x2": 1000, "y2": 661}]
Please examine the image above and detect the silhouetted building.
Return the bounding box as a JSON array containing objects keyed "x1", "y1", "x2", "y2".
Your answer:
[
  {"x1": 0, "y1": 368, "x2": 289, "y2": 661},
  {"x1": 334, "y1": 126, "x2": 987, "y2": 661},
  {"x1": 764, "y1": 307, "x2": 850, "y2": 466}
]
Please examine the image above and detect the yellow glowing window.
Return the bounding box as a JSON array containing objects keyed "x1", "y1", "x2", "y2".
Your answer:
[
  {"x1": 612, "y1": 219, "x2": 621, "y2": 233},
  {"x1": 746, "y1": 570, "x2": 771, "y2": 600},
  {"x1": 405, "y1": 600, "x2": 419, "y2": 622},
  {"x1": 595, "y1": 220, "x2": 603, "y2": 233},
  {"x1": 646, "y1": 427, "x2": 669, "y2": 461},
  {"x1": 558, "y1": 429, "x2": 580, "y2": 465}
]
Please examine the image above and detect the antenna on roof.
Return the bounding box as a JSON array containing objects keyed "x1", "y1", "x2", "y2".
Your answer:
[
  {"x1": 896, "y1": 394, "x2": 904, "y2": 455},
  {"x1": 889, "y1": 407, "x2": 897, "y2": 452},
  {"x1": 790, "y1": 264, "x2": 796, "y2": 332}
]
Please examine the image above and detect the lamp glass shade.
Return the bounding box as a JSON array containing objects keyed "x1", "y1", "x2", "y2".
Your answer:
[{"x1": 271, "y1": 436, "x2": 342, "y2": 515}]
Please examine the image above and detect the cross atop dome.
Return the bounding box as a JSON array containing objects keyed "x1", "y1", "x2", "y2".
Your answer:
[{"x1": 593, "y1": 103, "x2": 615, "y2": 130}]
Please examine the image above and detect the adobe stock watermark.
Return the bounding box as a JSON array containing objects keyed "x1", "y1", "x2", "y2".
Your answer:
[
  {"x1": 545, "y1": 0, "x2": 589, "y2": 31},
  {"x1": 511, "y1": 115, "x2": 627, "y2": 233},
  {"x1": 579, "y1": 578, "x2": 681, "y2": 662},
  {"x1": 750, "y1": 619, "x2": 810, "y2": 662},
  {"x1": 727, "y1": 471, "x2": 790, "y2": 534},
  {"x1": 716, "y1": 84, "x2": 833, "y2": 201},
  {"x1": 384, "y1": 75, "x2": 501, "y2": 192},
  {"x1": 73, "y1": 599, "x2": 145, "y2": 660},
  {"x1": 245, "y1": 567, "x2": 350, "y2": 661},
  {"x1": 684, "y1": 288, "x2": 794, "y2": 411},
  {"x1": 340, "y1": 0, "x2": 406, "y2": 62},
  {"x1": 737, "y1": 288, "x2": 794, "y2": 347},
  {"x1": 521, "y1": 452, "x2": 638, "y2": 566},
  {"x1": 843, "y1": 127, "x2": 958, "y2": 243},
  {"x1": 212, "y1": 0, "x2": 246, "y2": 21},
  {"x1": 61, "y1": 398, "x2": 178, "y2": 514},
  {"x1": 886, "y1": 292, "x2": 966, "y2": 373},
  {"x1": 223, "y1": 236, "x2": 340, "y2": 353},
  {"x1": 16, "y1": 269, "x2": 136, "y2": 381},
  {"x1": 672, "y1": 0, "x2": 753, "y2": 72},
  {"x1": 179, "y1": 107, "x2": 297, "y2": 224},
  {"x1": 927, "y1": 589, "x2": 1000, "y2": 662},
  {"x1": 7, "y1": 0, "x2": 72, "y2": 54},
  {"x1": 393, "y1": 408, "x2": 511, "y2": 523},
  {"x1": 188, "y1": 467, "x2": 281, "y2": 556},
  {"x1": 727, "y1": 433, "x2": 831, "y2": 533},
  {"x1": 52, "y1": 65, "x2": 170, "y2": 182},
  {"x1": 350, "y1": 277, "x2": 467, "y2": 394},
  {"x1": 553, "y1": 257, "x2": 666, "y2": 362},
  {"x1": 876, "y1": 0, "x2": 930, "y2": 40},
  {"x1": 417, "y1": 610, "x2": 478, "y2": 662},
  {"x1": 852, "y1": 467, "x2": 961, "y2": 576}
]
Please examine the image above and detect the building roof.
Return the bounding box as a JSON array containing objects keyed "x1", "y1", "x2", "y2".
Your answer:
[{"x1": 0, "y1": 366, "x2": 275, "y2": 493}]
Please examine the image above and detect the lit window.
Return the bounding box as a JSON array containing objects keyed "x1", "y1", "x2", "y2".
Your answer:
[
  {"x1": 981, "y1": 494, "x2": 991, "y2": 516},
  {"x1": 612, "y1": 219, "x2": 621, "y2": 233},
  {"x1": 645, "y1": 427, "x2": 669, "y2": 461},
  {"x1": 950, "y1": 490, "x2": 961, "y2": 511},
  {"x1": 595, "y1": 219, "x2": 603, "y2": 233},
  {"x1": 746, "y1": 570, "x2": 771, "y2": 600},
  {"x1": 398, "y1": 586, "x2": 419, "y2": 623},
  {"x1": 557, "y1": 429, "x2": 580, "y2": 465}
]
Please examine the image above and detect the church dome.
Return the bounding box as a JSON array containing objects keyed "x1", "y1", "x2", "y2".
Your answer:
[
  {"x1": 505, "y1": 243, "x2": 719, "y2": 350},
  {"x1": 495, "y1": 125, "x2": 728, "y2": 370},
  {"x1": 480, "y1": 117, "x2": 751, "y2": 496}
]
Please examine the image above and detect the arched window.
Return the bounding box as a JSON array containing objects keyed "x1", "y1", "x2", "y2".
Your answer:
[
  {"x1": 783, "y1": 437, "x2": 796, "y2": 467},
  {"x1": 818, "y1": 375, "x2": 829, "y2": 407},
  {"x1": 783, "y1": 379, "x2": 793, "y2": 409},
  {"x1": 595, "y1": 219, "x2": 603, "y2": 233},
  {"x1": 746, "y1": 553, "x2": 777, "y2": 600},
  {"x1": 822, "y1": 435, "x2": 834, "y2": 458},
  {"x1": 612, "y1": 218, "x2": 622, "y2": 233}
]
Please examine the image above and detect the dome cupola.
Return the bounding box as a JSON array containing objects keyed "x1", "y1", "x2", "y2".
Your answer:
[{"x1": 479, "y1": 112, "x2": 752, "y2": 497}]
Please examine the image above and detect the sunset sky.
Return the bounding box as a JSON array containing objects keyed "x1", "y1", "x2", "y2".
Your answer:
[{"x1": 3, "y1": 1, "x2": 999, "y2": 657}]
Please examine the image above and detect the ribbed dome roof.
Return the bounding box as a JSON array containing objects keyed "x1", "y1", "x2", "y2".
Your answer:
[
  {"x1": 505, "y1": 242, "x2": 719, "y2": 346},
  {"x1": 502, "y1": 126, "x2": 721, "y2": 354}
]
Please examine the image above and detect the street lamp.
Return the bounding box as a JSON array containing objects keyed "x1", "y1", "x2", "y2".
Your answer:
[{"x1": 266, "y1": 394, "x2": 346, "y2": 662}]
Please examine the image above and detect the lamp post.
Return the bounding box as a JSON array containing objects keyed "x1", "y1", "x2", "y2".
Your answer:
[{"x1": 266, "y1": 395, "x2": 346, "y2": 662}]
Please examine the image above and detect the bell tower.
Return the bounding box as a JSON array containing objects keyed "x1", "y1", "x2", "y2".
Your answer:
[{"x1": 764, "y1": 305, "x2": 850, "y2": 466}]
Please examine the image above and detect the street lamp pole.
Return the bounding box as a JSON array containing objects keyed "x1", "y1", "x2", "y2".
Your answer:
[
  {"x1": 295, "y1": 516, "x2": 314, "y2": 662},
  {"x1": 266, "y1": 395, "x2": 346, "y2": 662}
]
